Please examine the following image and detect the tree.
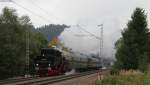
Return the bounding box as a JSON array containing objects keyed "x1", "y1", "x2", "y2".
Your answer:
[
  {"x1": 36, "y1": 24, "x2": 69, "y2": 41},
  {"x1": 0, "y1": 7, "x2": 48, "y2": 79},
  {"x1": 0, "y1": 7, "x2": 27, "y2": 79},
  {"x1": 115, "y1": 7, "x2": 150, "y2": 71}
]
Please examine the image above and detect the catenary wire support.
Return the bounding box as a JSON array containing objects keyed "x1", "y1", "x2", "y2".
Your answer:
[
  {"x1": 25, "y1": 28, "x2": 30, "y2": 77},
  {"x1": 97, "y1": 24, "x2": 103, "y2": 80},
  {"x1": 98, "y1": 24, "x2": 103, "y2": 66}
]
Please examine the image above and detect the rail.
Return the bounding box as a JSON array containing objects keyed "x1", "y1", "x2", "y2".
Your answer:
[{"x1": 1, "y1": 70, "x2": 99, "y2": 85}]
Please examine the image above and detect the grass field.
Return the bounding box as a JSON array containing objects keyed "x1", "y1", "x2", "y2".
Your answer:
[{"x1": 96, "y1": 70, "x2": 150, "y2": 85}]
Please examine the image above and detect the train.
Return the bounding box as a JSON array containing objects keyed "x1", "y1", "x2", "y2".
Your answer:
[{"x1": 34, "y1": 47, "x2": 101, "y2": 77}]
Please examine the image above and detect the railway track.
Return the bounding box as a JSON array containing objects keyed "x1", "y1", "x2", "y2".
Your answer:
[
  {"x1": 0, "y1": 76, "x2": 39, "y2": 85},
  {"x1": 1, "y1": 70, "x2": 99, "y2": 85}
]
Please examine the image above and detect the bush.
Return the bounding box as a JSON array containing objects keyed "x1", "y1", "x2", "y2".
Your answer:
[
  {"x1": 96, "y1": 76, "x2": 124, "y2": 85},
  {"x1": 95, "y1": 73, "x2": 150, "y2": 85},
  {"x1": 110, "y1": 68, "x2": 119, "y2": 75}
]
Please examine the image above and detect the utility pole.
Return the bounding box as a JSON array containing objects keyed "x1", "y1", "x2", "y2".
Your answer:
[
  {"x1": 97, "y1": 24, "x2": 103, "y2": 80},
  {"x1": 25, "y1": 28, "x2": 30, "y2": 77},
  {"x1": 98, "y1": 24, "x2": 103, "y2": 65}
]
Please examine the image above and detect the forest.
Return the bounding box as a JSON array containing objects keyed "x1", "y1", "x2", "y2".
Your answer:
[{"x1": 0, "y1": 7, "x2": 67, "y2": 79}]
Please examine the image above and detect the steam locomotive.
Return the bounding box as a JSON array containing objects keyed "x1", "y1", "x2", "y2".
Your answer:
[{"x1": 34, "y1": 47, "x2": 101, "y2": 77}]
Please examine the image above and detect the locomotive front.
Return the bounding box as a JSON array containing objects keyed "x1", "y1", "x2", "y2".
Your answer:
[{"x1": 34, "y1": 48, "x2": 65, "y2": 77}]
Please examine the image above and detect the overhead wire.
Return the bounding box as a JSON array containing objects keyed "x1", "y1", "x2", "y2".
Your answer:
[
  {"x1": 11, "y1": 0, "x2": 53, "y2": 24},
  {"x1": 12, "y1": 0, "x2": 100, "y2": 40},
  {"x1": 76, "y1": 25, "x2": 101, "y2": 40},
  {"x1": 29, "y1": 0, "x2": 64, "y2": 24}
]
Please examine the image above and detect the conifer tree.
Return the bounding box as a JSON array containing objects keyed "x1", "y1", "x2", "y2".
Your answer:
[{"x1": 115, "y1": 8, "x2": 149, "y2": 71}]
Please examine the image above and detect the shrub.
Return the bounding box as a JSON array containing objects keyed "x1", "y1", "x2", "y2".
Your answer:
[{"x1": 110, "y1": 68, "x2": 119, "y2": 75}]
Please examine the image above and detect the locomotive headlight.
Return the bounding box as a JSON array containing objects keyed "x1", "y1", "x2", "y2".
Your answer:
[
  {"x1": 36, "y1": 64, "x2": 39, "y2": 66},
  {"x1": 48, "y1": 64, "x2": 50, "y2": 67}
]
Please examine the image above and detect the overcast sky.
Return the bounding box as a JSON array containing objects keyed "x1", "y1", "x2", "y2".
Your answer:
[{"x1": 0, "y1": 0, "x2": 150, "y2": 58}]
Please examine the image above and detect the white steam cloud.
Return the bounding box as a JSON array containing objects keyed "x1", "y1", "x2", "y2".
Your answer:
[{"x1": 59, "y1": 24, "x2": 121, "y2": 58}]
